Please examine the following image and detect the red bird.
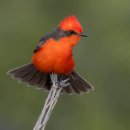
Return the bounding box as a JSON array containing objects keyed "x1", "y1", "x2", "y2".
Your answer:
[{"x1": 8, "y1": 16, "x2": 94, "y2": 94}]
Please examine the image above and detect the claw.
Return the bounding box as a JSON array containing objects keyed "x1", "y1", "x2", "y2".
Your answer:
[
  {"x1": 50, "y1": 74, "x2": 70, "y2": 88},
  {"x1": 59, "y1": 78, "x2": 70, "y2": 88}
]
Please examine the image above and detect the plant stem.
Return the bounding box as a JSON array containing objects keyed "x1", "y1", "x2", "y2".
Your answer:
[{"x1": 33, "y1": 74, "x2": 63, "y2": 130}]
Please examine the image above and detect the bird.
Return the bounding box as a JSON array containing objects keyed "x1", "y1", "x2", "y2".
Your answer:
[{"x1": 8, "y1": 15, "x2": 94, "y2": 94}]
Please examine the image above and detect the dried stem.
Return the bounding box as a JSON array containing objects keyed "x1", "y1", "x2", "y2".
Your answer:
[{"x1": 33, "y1": 74, "x2": 67, "y2": 130}]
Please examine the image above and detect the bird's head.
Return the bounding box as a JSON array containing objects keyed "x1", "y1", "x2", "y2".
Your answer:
[{"x1": 58, "y1": 15, "x2": 87, "y2": 46}]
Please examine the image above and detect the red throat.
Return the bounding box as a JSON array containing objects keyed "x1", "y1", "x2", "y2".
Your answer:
[{"x1": 59, "y1": 15, "x2": 83, "y2": 33}]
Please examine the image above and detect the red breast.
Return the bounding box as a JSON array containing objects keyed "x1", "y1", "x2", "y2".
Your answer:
[{"x1": 32, "y1": 38, "x2": 74, "y2": 74}]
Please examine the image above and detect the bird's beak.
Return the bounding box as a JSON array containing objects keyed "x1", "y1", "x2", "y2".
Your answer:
[{"x1": 78, "y1": 33, "x2": 88, "y2": 37}]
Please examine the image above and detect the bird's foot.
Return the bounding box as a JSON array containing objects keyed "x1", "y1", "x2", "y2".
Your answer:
[
  {"x1": 59, "y1": 78, "x2": 70, "y2": 88},
  {"x1": 50, "y1": 73, "x2": 70, "y2": 88}
]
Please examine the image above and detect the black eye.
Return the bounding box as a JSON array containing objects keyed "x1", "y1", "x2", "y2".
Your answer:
[{"x1": 69, "y1": 30, "x2": 77, "y2": 34}]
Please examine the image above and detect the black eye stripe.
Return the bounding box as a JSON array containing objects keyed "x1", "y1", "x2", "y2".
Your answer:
[
  {"x1": 38, "y1": 28, "x2": 77, "y2": 44},
  {"x1": 69, "y1": 30, "x2": 77, "y2": 34}
]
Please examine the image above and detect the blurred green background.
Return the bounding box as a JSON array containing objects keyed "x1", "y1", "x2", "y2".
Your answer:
[{"x1": 0, "y1": 0, "x2": 130, "y2": 130}]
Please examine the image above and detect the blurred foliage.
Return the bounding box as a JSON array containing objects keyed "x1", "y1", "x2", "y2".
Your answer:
[{"x1": 0, "y1": 0, "x2": 130, "y2": 130}]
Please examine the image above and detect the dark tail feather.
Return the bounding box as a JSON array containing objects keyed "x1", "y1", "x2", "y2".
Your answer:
[
  {"x1": 7, "y1": 63, "x2": 51, "y2": 90},
  {"x1": 8, "y1": 63, "x2": 94, "y2": 94},
  {"x1": 69, "y1": 71, "x2": 94, "y2": 93}
]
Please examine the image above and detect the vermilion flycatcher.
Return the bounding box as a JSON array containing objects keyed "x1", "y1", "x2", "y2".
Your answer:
[{"x1": 8, "y1": 15, "x2": 94, "y2": 94}]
